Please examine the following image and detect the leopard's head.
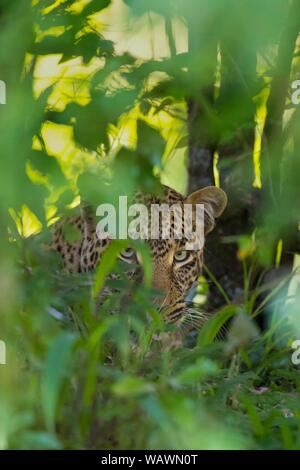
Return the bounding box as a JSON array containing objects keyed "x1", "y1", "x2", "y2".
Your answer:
[
  {"x1": 120, "y1": 185, "x2": 227, "y2": 326},
  {"x1": 53, "y1": 183, "x2": 227, "y2": 328}
]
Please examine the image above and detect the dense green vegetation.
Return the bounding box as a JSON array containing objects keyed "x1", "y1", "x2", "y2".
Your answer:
[{"x1": 0, "y1": 0, "x2": 299, "y2": 450}]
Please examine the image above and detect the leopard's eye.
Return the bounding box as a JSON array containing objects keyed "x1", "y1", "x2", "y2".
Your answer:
[
  {"x1": 119, "y1": 247, "x2": 136, "y2": 262},
  {"x1": 174, "y1": 250, "x2": 189, "y2": 263}
]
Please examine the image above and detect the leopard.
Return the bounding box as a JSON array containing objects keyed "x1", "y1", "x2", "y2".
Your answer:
[{"x1": 51, "y1": 184, "x2": 227, "y2": 331}]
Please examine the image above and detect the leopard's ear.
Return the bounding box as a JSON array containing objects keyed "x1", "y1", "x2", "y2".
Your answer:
[{"x1": 185, "y1": 186, "x2": 227, "y2": 234}]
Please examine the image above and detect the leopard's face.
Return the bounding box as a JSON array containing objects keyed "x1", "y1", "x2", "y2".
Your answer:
[
  {"x1": 52, "y1": 184, "x2": 227, "y2": 326},
  {"x1": 119, "y1": 238, "x2": 204, "y2": 324},
  {"x1": 117, "y1": 185, "x2": 227, "y2": 324}
]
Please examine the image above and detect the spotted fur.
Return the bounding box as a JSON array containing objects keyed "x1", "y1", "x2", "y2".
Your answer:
[{"x1": 51, "y1": 185, "x2": 227, "y2": 326}]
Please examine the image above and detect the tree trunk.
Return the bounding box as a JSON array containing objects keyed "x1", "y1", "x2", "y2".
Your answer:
[
  {"x1": 262, "y1": 0, "x2": 300, "y2": 269},
  {"x1": 187, "y1": 4, "x2": 258, "y2": 310}
]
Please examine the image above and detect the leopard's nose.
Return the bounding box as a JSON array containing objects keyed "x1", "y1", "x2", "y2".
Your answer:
[{"x1": 152, "y1": 267, "x2": 170, "y2": 293}]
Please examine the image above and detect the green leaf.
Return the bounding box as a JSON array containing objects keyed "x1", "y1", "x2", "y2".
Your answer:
[
  {"x1": 226, "y1": 312, "x2": 260, "y2": 352},
  {"x1": 175, "y1": 358, "x2": 219, "y2": 384},
  {"x1": 132, "y1": 242, "x2": 152, "y2": 288},
  {"x1": 93, "y1": 240, "x2": 128, "y2": 296},
  {"x1": 19, "y1": 432, "x2": 62, "y2": 450},
  {"x1": 137, "y1": 120, "x2": 165, "y2": 166},
  {"x1": 83, "y1": 0, "x2": 111, "y2": 16},
  {"x1": 41, "y1": 332, "x2": 76, "y2": 431},
  {"x1": 62, "y1": 222, "x2": 82, "y2": 244},
  {"x1": 28, "y1": 150, "x2": 66, "y2": 187},
  {"x1": 112, "y1": 376, "x2": 154, "y2": 397},
  {"x1": 197, "y1": 305, "x2": 239, "y2": 348},
  {"x1": 29, "y1": 31, "x2": 75, "y2": 56}
]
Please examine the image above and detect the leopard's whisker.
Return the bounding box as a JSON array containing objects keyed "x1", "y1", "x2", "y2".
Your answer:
[{"x1": 180, "y1": 308, "x2": 209, "y2": 330}]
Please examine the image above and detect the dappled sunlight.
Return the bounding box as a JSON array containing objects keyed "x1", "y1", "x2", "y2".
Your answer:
[{"x1": 1, "y1": 0, "x2": 299, "y2": 452}]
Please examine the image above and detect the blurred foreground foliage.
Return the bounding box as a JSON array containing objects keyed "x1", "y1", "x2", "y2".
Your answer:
[{"x1": 0, "y1": 0, "x2": 299, "y2": 450}]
